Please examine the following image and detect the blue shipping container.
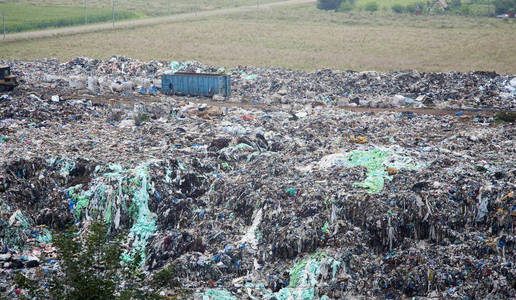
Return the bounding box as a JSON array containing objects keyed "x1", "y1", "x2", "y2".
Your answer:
[{"x1": 161, "y1": 72, "x2": 231, "y2": 97}]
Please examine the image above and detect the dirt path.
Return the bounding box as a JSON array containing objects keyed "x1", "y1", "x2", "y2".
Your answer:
[
  {"x1": 78, "y1": 92, "x2": 499, "y2": 118},
  {"x1": 15, "y1": 82, "x2": 507, "y2": 118},
  {"x1": 0, "y1": 0, "x2": 315, "y2": 42}
]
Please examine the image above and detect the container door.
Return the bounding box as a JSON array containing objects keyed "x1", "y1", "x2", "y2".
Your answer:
[
  {"x1": 218, "y1": 77, "x2": 223, "y2": 96},
  {"x1": 226, "y1": 76, "x2": 231, "y2": 96},
  {"x1": 203, "y1": 76, "x2": 211, "y2": 97}
]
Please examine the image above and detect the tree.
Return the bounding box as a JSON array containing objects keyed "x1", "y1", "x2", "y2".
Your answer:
[
  {"x1": 494, "y1": 0, "x2": 516, "y2": 14},
  {"x1": 449, "y1": 0, "x2": 462, "y2": 10},
  {"x1": 405, "y1": 3, "x2": 418, "y2": 14},
  {"x1": 317, "y1": 0, "x2": 343, "y2": 10},
  {"x1": 338, "y1": 1, "x2": 355, "y2": 12},
  {"x1": 14, "y1": 221, "x2": 164, "y2": 299},
  {"x1": 364, "y1": 1, "x2": 378, "y2": 12},
  {"x1": 53, "y1": 222, "x2": 120, "y2": 299},
  {"x1": 392, "y1": 4, "x2": 404, "y2": 13}
]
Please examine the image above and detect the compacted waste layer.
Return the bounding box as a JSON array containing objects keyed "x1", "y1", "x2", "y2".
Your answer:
[{"x1": 0, "y1": 57, "x2": 514, "y2": 299}]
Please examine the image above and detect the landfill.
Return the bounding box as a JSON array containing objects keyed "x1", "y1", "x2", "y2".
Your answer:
[
  {"x1": 5, "y1": 56, "x2": 516, "y2": 109},
  {"x1": 0, "y1": 56, "x2": 515, "y2": 299}
]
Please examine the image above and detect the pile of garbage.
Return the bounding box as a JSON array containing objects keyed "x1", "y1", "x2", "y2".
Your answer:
[
  {"x1": 0, "y1": 58, "x2": 515, "y2": 299},
  {"x1": 2, "y1": 56, "x2": 515, "y2": 109}
]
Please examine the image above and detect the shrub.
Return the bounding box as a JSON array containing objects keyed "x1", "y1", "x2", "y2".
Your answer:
[
  {"x1": 14, "y1": 221, "x2": 165, "y2": 299},
  {"x1": 338, "y1": 1, "x2": 355, "y2": 12},
  {"x1": 457, "y1": 5, "x2": 473, "y2": 15},
  {"x1": 405, "y1": 3, "x2": 418, "y2": 14},
  {"x1": 415, "y1": 1, "x2": 427, "y2": 11},
  {"x1": 494, "y1": 0, "x2": 516, "y2": 14},
  {"x1": 134, "y1": 112, "x2": 150, "y2": 126},
  {"x1": 496, "y1": 111, "x2": 516, "y2": 123},
  {"x1": 392, "y1": 4, "x2": 404, "y2": 13},
  {"x1": 449, "y1": 0, "x2": 462, "y2": 9},
  {"x1": 317, "y1": 0, "x2": 343, "y2": 10},
  {"x1": 151, "y1": 264, "x2": 181, "y2": 289},
  {"x1": 364, "y1": 1, "x2": 378, "y2": 12}
]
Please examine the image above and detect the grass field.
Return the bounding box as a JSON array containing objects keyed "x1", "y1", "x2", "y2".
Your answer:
[
  {"x1": 350, "y1": 0, "x2": 495, "y2": 15},
  {"x1": 0, "y1": 0, "x2": 281, "y2": 17},
  {"x1": 354, "y1": 0, "x2": 424, "y2": 10},
  {"x1": 0, "y1": 3, "x2": 141, "y2": 33},
  {"x1": 0, "y1": 3, "x2": 515, "y2": 73},
  {"x1": 0, "y1": 0, "x2": 281, "y2": 33}
]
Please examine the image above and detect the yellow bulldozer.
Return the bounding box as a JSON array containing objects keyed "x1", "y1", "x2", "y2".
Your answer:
[{"x1": 0, "y1": 65, "x2": 17, "y2": 92}]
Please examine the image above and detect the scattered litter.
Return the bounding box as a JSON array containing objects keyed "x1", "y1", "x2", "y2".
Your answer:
[{"x1": 0, "y1": 56, "x2": 514, "y2": 299}]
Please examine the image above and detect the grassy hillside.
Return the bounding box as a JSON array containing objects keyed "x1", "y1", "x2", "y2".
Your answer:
[
  {"x1": 348, "y1": 0, "x2": 495, "y2": 16},
  {"x1": 1, "y1": 3, "x2": 514, "y2": 73},
  {"x1": 0, "y1": 3, "x2": 142, "y2": 33},
  {"x1": 0, "y1": 0, "x2": 281, "y2": 17}
]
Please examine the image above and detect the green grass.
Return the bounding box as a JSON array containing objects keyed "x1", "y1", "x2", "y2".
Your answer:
[
  {"x1": 0, "y1": 3, "x2": 515, "y2": 73},
  {"x1": 350, "y1": 0, "x2": 496, "y2": 16},
  {"x1": 353, "y1": 0, "x2": 448, "y2": 9},
  {"x1": 0, "y1": 0, "x2": 282, "y2": 33},
  {"x1": 354, "y1": 0, "x2": 424, "y2": 11},
  {"x1": 495, "y1": 111, "x2": 516, "y2": 122},
  {"x1": 0, "y1": 3, "x2": 142, "y2": 33},
  {"x1": 356, "y1": 0, "x2": 420, "y2": 4},
  {"x1": 0, "y1": 0, "x2": 282, "y2": 17}
]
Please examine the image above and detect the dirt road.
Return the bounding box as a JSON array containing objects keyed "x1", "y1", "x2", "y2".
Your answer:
[
  {"x1": 76, "y1": 92, "x2": 500, "y2": 118},
  {"x1": 1, "y1": 0, "x2": 315, "y2": 42}
]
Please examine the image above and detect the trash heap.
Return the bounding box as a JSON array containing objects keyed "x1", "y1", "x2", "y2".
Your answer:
[
  {"x1": 230, "y1": 68, "x2": 516, "y2": 110},
  {"x1": 2, "y1": 56, "x2": 515, "y2": 109},
  {"x1": 0, "y1": 58, "x2": 515, "y2": 299}
]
